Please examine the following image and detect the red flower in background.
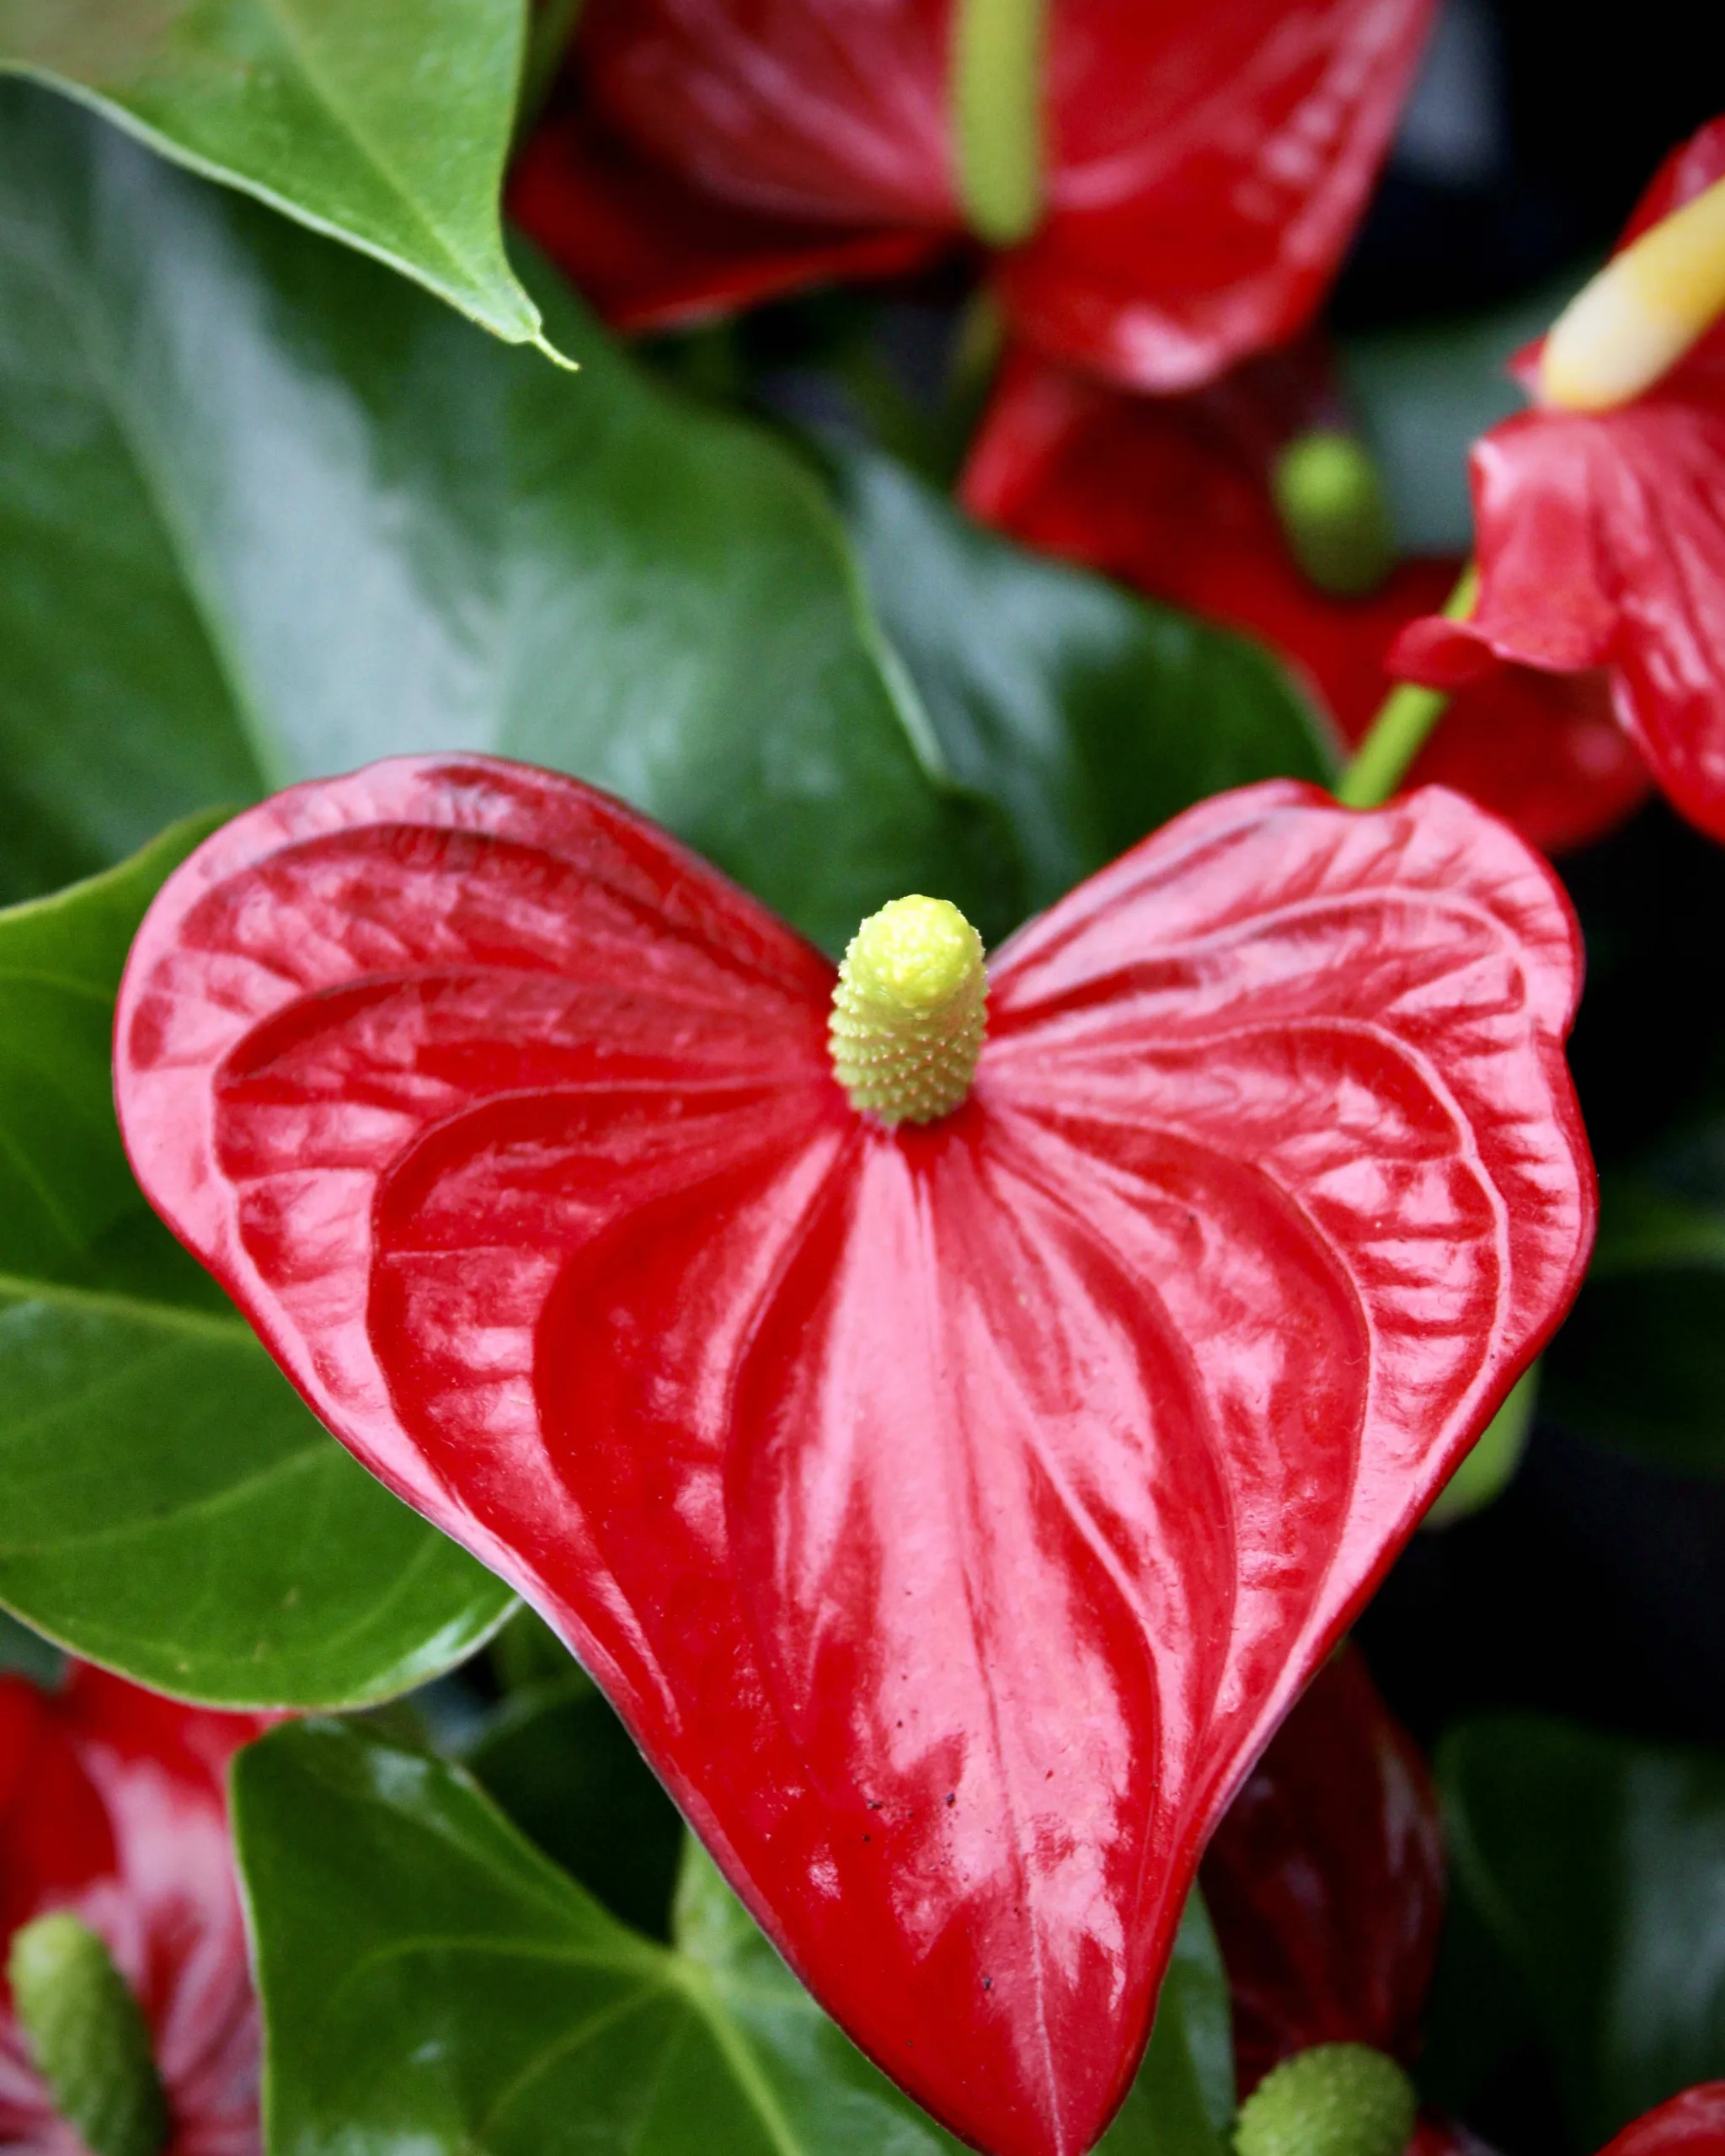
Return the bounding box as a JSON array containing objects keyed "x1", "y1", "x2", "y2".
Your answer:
[
  {"x1": 1598, "y1": 2084, "x2": 1725, "y2": 2154},
  {"x1": 512, "y1": 0, "x2": 1437, "y2": 393},
  {"x1": 113, "y1": 755, "x2": 1591, "y2": 2156},
  {"x1": 1201, "y1": 1646, "x2": 1445, "y2": 2097},
  {"x1": 1391, "y1": 118, "x2": 1725, "y2": 844},
  {"x1": 963, "y1": 344, "x2": 1649, "y2": 855},
  {"x1": 0, "y1": 1665, "x2": 266, "y2": 2155}
]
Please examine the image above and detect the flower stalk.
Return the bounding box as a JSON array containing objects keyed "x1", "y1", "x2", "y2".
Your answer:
[{"x1": 1335, "y1": 564, "x2": 1479, "y2": 808}]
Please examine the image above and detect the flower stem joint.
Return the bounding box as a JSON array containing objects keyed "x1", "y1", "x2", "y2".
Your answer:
[{"x1": 829, "y1": 896, "x2": 988, "y2": 1125}]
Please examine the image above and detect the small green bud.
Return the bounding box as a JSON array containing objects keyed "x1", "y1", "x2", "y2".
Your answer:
[
  {"x1": 1271, "y1": 430, "x2": 1396, "y2": 597},
  {"x1": 953, "y1": 0, "x2": 1049, "y2": 245},
  {"x1": 830, "y1": 896, "x2": 988, "y2": 1125},
  {"x1": 8, "y1": 1913, "x2": 170, "y2": 2156},
  {"x1": 1235, "y1": 2043, "x2": 1417, "y2": 2156}
]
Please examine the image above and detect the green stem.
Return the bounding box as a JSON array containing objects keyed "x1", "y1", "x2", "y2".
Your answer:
[
  {"x1": 952, "y1": 0, "x2": 1048, "y2": 247},
  {"x1": 1334, "y1": 564, "x2": 1479, "y2": 808}
]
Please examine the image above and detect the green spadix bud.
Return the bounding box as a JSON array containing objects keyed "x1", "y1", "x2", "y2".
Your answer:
[
  {"x1": 1271, "y1": 430, "x2": 1396, "y2": 597},
  {"x1": 1234, "y1": 2043, "x2": 1418, "y2": 2156},
  {"x1": 830, "y1": 896, "x2": 988, "y2": 1125},
  {"x1": 953, "y1": 0, "x2": 1049, "y2": 246},
  {"x1": 7, "y1": 1913, "x2": 170, "y2": 2156}
]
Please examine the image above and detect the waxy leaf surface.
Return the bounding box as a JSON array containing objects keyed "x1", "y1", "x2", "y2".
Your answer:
[
  {"x1": 117, "y1": 756, "x2": 1591, "y2": 2155},
  {"x1": 831, "y1": 441, "x2": 1333, "y2": 918},
  {"x1": 234, "y1": 1716, "x2": 1228, "y2": 2156},
  {"x1": 1, "y1": 1662, "x2": 267, "y2": 2151},
  {"x1": 1442, "y1": 1716, "x2": 1725, "y2": 2146},
  {"x1": 514, "y1": 0, "x2": 1435, "y2": 392},
  {"x1": 0, "y1": 825, "x2": 514, "y2": 1707},
  {"x1": 0, "y1": 0, "x2": 547, "y2": 350},
  {"x1": 0, "y1": 81, "x2": 1004, "y2": 953}
]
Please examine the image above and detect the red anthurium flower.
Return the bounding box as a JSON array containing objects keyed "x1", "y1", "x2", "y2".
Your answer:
[
  {"x1": 1201, "y1": 1646, "x2": 1444, "y2": 2096},
  {"x1": 511, "y1": 0, "x2": 1436, "y2": 392},
  {"x1": 0, "y1": 1665, "x2": 266, "y2": 2154},
  {"x1": 1391, "y1": 118, "x2": 1725, "y2": 846},
  {"x1": 1597, "y1": 2084, "x2": 1725, "y2": 2154},
  {"x1": 114, "y1": 756, "x2": 1592, "y2": 2156},
  {"x1": 962, "y1": 344, "x2": 1650, "y2": 855}
]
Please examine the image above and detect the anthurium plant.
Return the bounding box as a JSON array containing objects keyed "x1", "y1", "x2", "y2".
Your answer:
[{"x1": 2, "y1": 6, "x2": 1725, "y2": 2156}]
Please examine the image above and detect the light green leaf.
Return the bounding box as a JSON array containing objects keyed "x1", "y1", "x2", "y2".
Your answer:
[
  {"x1": 0, "y1": 0, "x2": 557, "y2": 352},
  {"x1": 0, "y1": 78, "x2": 1013, "y2": 952},
  {"x1": 0, "y1": 825, "x2": 515, "y2": 1706}
]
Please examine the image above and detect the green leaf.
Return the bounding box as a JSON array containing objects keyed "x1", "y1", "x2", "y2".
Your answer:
[
  {"x1": 464, "y1": 1669, "x2": 686, "y2": 1939},
  {"x1": 1423, "y1": 1363, "x2": 1539, "y2": 1527},
  {"x1": 0, "y1": 0, "x2": 554, "y2": 354},
  {"x1": 237, "y1": 1717, "x2": 1235, "y2": 2156},
  {"x1": 0, "y1": 825, "x2": 514, "y2": 1707},
  {"x1": 1546, "y1": 1155, "x2": 1725, "y2": 1477},
  {"x1": 1094, "y1": 1895, "x2": 1233, "y2": 2156},
  {"x1": 237, "y1": 1716, "x2": 974, "y2": 2156},
  {"x1": 1440, "y1": 1714, "x2": 1725, "y2": 2147},
  {"x1": 830, "y1": 441, "x2": 1334, "y2": 921},
  {"x1": 0, "y1": 79, "x2": 1014, "y2": 951}
]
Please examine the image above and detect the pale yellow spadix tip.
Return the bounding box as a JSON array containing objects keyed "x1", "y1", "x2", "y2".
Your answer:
[
  {"x1": 1541, "y1": 173, "x2": 1725, "y2": 410},
  {"x1": 830, "y1": 898, "x2": 987, "y2": 1125}
]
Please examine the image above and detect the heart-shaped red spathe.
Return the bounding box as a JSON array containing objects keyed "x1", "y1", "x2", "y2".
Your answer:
[{"x1": 115, "y1": 758, "x2": 1594, "y2": 2156}]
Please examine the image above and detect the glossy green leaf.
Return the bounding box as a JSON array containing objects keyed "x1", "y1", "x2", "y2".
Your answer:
[
  {"x1": 464, "y1": 1669, "x2": 686, "y2": 1939},
  {"x1": 0, "y1": 79, "x2": 1012, "y2": 951},
  {"x1": 832, "y1": 442, "x2": 1335, "y2": 921},
  {"x1": 1095, "y1": 1897, "x2": 1232, "y2": 2156},
  {"x1": 1440, "y1": 1714, "x2": 1725, "y2": 2147},
  {"x1": 0, "y1": 825, "x2": 514, "y2": 1707},
  {"x1": 237, "y1": 1717, "x2": 1233, "y2": 2156},
  {"x1": 1546, "y1": 1154, "x2": 1725, "y2": 1477},
  {"x1": 0, "y1": 0, "x2": 554, "y2": 354}
]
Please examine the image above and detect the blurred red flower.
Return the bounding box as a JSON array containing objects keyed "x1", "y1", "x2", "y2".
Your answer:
[
  {"x1": 512, "y1": 0, "x2": 1436, "y2": 392},
  {"x1": 0, "y1": 1665, "x2": 267, "y2": 2156},
  {"x1": 1391, "y1": 118, "x2": 1725, "y2": 845},
  {"x1": 963, "y1": 343, "x2": 1649, "y2": 854},
  {"x1": 1596, "y1": 2084, "x2": 1725, "y2": 2154}
]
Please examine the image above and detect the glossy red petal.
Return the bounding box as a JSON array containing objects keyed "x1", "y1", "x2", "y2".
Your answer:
[
  {"x1": 1390, "y1": 115, "x2": 1725, "y2": 845},
  {"x1": 0, "y1": 1668, "x2": 265, "y2": 2156},
  {"x1": 1001, "y1": 0, "x2": 1438, "y2": 389},
  {"x1": 1598, "y1": 2084, "x2": 1725, "y2": 2155},
  {"x1": 963, "y1": 350, "x2": 1648, "y2": 853},
  {"x1": 116, "y1": 758, "x2": 1593, "y2": 2156},
  {"x1": 1201, "y1": 1647, "x2": 1444, "y2": 2095},
  {"x1": 509, "y1": 79, "x2": 943, "y2": 334},
  {"x1": 518, "y1": 0, "x2": 1431, "y2": 387}
]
